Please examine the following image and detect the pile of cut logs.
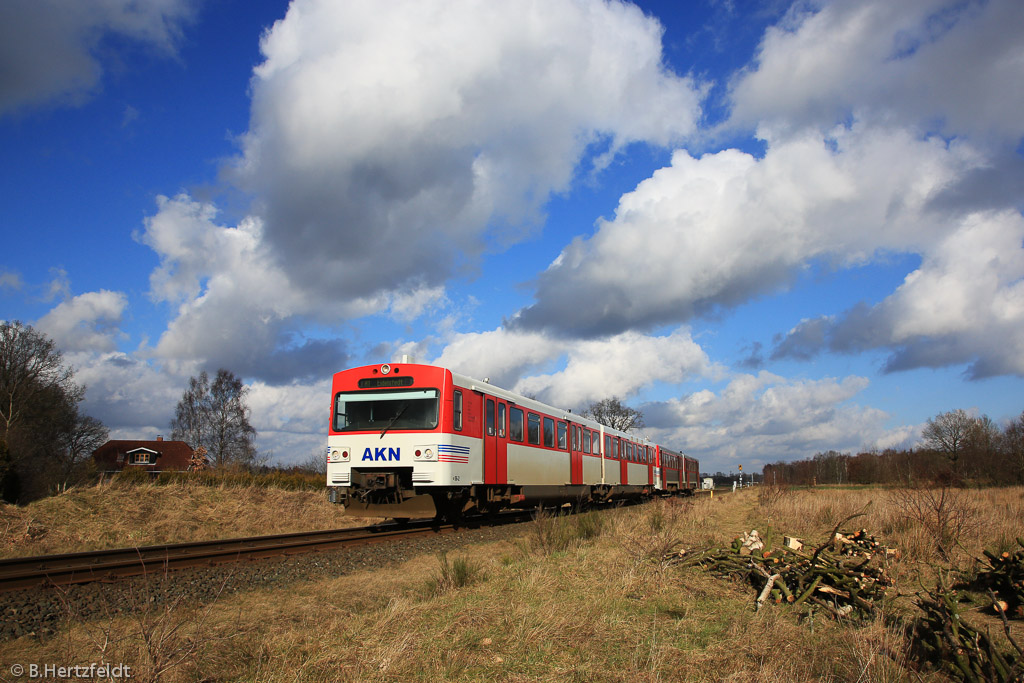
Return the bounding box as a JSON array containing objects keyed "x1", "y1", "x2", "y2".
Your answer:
[
  {"x1": 975, "y1": 539, "x2": 1024, "y2": 619},
  {"x1": 914, "y1": 585, "x2": 1023, "y2": 683},
  {"x1": 665, "y1": 527, "x2": 894, "y2": 621}
]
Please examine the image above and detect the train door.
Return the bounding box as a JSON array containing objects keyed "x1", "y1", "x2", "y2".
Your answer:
[
  {"x1": 569, "y1": 423, "x2": 583, "y2": 485},
  {"x1": 647, "y1": 445, "x2": 655, "y2": 486},
  {"x1": 483, "y1": 397, "x2": 508, "y2": 484},
  {"x1": 619, "y1": 438, "x2": 628, "y2": 484},
  {"x1": 654, "y1": 446, "x2": 663, "y2": 489}
]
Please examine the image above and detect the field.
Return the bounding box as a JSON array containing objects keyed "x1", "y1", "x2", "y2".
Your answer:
[{"x1": 3, "y1": 484, "x2": 1024, "y2": 682}]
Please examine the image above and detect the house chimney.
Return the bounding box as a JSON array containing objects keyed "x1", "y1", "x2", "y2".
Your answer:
[{"x1": 157, "y1": 435, "x2": 163, "y2": 441}]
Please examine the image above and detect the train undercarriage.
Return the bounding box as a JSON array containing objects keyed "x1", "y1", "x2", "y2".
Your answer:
[{"x1": 328, "y1": 467, "x2": 693, "y2": 521}]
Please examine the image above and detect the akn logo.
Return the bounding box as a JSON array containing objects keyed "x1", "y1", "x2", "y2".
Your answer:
[{"x1": 362, "y1": 447, "x2": 400, "y2": 461}]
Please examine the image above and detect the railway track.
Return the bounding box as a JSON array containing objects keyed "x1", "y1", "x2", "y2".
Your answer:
[
  {"x1": 0, "y1": 521, "x2": 453, "y2": 592},
  {"x1": 0, "y1": 510, "x2": 541, "y2": 593}
]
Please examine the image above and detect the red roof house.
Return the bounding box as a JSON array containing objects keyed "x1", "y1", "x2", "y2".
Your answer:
[{"x1": 92, "y1": 436, "x2": 195, "y2": 473}]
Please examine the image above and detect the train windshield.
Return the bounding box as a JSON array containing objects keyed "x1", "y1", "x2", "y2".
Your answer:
[{"x1": 334, "y1": 389, "x2": 440, "y2": 433}]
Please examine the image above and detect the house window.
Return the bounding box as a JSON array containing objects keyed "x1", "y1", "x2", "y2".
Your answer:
[{"x1": 129, "y1": 452, "x2": 153, "y2": 465}]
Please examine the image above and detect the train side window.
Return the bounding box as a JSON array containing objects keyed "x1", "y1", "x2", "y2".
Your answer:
[
  {"x1": 486, "y1": 398, "x2": 495, "y2": 436},
  {"x1": 612, "y1": 438, "x2": 619, "y2": 459},
  {"x1": 510, "y1": 407, "x2": 524, "y2": 442},
  {"x1": 527, "y1": 413, "x2": 541, "y2": 445},
  {"x1": 543, "y1": 417, "x2": 555, "y2": 448},
  {"x1": 453, "y1": 390, "x2": 463, "y2": 431},
  {"x1": 570, "y1": 425, "x2": 577, "y2": 450},
  {"x1": 557, "y1": 422, "x2": 567, "y2": 450},
  {"x1": 498, "y1": 403, "x2": 506, "y2": 438},
  {"x1": 582, "y1": 429, "x2": 591, "y2": 453}
]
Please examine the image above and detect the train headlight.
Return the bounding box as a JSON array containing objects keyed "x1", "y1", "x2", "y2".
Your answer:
[
  {"x1": 415, "y1": 446, "x2": 436, "y2": 461},
  {"x1": 329, "y1": 448, "x2": 350, "y2": 463}
]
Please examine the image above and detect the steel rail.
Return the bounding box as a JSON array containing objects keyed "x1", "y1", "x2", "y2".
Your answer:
[{"x1": 0, "y1": 522, "x2": 451, "y2": 592}]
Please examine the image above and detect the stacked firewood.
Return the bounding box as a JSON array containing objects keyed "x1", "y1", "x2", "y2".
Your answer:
[
  {"x1": 975, "y1": 539, "x2": 1024, "y2": 619},
  {"x1": 914, "y1": 585, "x2": 1023, "y2": 683},
  {"x1": 832, "y1": 528, "x2": 898, "y2": 558},
  {"x1": 665, "y1": 527, "x2": 893, "y2": 621}
]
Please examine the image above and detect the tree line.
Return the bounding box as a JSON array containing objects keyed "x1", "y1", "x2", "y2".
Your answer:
[{"x1": 763, "y1": 409, "x2": 1024, "y2": 487}]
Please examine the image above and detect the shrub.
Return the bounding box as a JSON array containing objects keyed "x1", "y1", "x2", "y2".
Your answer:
[
  {"x1": 428, "y1": 551, "x2": 484, "y2": 595},
  {"x1": 889, "y1": 486, "x2": 979, "y2": 560}
]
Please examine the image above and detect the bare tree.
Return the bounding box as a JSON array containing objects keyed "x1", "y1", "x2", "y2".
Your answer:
[
  {"x1": 170, "y1": 369, "x2": 256, "y2": 469},
  {"x1": 0, "y1": 321, "x2": 106, "y2": 500},
  {"x1": 298, "y1": 450, "x2": 327, "y2": 476},
  {"x1": 1003, "y1": 411, "x2": 1024, "y2": 484},
  {"x1": 582, "y1": 397, "x2": 644, "y2": 433},
  {"x1": 169, "y1": 371, "x2": 210, "y2": 453},
  {"x1": 921, "y1": 409, "x2": 975, "y2": 471},
  {"x1": 0, "y1": 321, "x2": 74, "y2": 442},
  {"x1": 56, "y1": 409, "x2": 108, "y2": 482}
]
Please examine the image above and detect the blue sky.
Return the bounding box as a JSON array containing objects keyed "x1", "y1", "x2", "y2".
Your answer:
[{"x1": 2, "y1": 0, "x2": 1023, "y2": 473}]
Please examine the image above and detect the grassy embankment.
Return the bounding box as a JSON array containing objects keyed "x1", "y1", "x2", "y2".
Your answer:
[
  {"x1": 4, "y1": 485, "x2": 1024, "y2": 681},
  {"x1": 0, "y1": 477, "x2": 370, "y2": 558}
]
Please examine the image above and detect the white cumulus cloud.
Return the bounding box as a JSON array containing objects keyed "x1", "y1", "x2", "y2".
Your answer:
[
  {"x1": 36, "y1": 290, "x2": 127, "y2": 352},
  {"x1": 643, "y1": 372, "x2": 898, "y2": 468},
  {"x1": 516, "y1": 124, "x2": 980, "y2": 335},
  {"x1": 433, "y1": 326, "x2": 713, "y2": 410},
  {"x1": 231, "y1": 0, "x2": 703, "y2": 306},
  {"x1": 728, "y1": 0, "x2": 1024, "y2": 144}
]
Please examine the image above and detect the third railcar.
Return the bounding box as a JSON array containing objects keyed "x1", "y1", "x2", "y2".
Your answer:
[{"x1": 325, "y1": 363, "x2": 698, "y2": 519}]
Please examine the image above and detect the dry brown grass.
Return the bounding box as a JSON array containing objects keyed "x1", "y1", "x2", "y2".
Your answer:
[
  {"x1": 10, "y1": 487, "x2": 1023, "y2": 681},
  {"x1": 758, "y1": 485, "x2": 1024, "y2": 565},
  {"x1": 0, "y1": 480, "x2": 375, "y2": 558}
]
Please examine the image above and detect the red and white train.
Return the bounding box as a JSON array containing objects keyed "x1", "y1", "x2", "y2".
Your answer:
[{"x1": 326, "y1": 363, "x2": 698, "y2": 519}]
